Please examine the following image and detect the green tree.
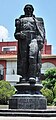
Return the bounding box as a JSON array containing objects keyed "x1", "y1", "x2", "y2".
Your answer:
[
  {"x1": 41, "y1": 87, "x2": 53, "y2": 105},
  {"x1": 53, "y1": 83, "x2": 56, "y2": 97},
  {"x1": 0, "y1": 80, "x2": 16, "y2": 104},
  {"x1": 41, "y1": 68, "x2": 56, "y2": 105}
]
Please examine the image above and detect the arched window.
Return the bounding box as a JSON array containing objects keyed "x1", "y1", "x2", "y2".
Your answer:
[
  {"x1": 41, "y1": 62, "x2": 56, "y2": 74},
  {"x1": 0, "y1": 64, "x2": 4, "y2": 80}
]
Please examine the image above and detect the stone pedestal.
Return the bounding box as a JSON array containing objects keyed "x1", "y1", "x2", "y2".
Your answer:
[
  {"x1": 9, "y1": 94, "x2": 47, "y2": 109},
  {"x1": 9, "y1": 83, "x2": 47, "y2": 109}
]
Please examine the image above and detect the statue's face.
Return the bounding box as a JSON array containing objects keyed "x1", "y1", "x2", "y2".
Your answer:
[{"x1": 25, "y1": 7, "x2": 33, "y2": 16}]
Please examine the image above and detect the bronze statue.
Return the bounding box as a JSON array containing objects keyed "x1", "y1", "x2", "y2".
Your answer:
[{"x1": 14, "y1": 4, "x2": 45, "y2": 84}]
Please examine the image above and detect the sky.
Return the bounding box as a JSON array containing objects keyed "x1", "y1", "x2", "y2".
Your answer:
[{"x1": 0, "y1": 0, "x2": 56, "y2": 54}]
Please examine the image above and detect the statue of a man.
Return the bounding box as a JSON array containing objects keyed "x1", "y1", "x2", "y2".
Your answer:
[{"x1": 14, "y1": 4, "x2": 45, "y2": 83}]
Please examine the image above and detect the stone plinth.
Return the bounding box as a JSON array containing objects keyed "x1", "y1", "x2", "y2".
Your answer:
[
  {"x1": 9, "y1": 94, "x2": 47, "y2": 109},
  {"x1": 15, "y1": 83, "x2": 43, "y2": 94},
  {"x1": 9, "y1": 81, "x2": 47, "y2": 109}
]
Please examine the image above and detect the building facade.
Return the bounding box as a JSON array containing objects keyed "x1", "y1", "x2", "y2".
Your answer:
[{"x1": 0, "y1": 40, "x2": 56, "y2": 84}]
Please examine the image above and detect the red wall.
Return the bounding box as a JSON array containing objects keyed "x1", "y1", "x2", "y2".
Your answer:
[
  {"x1": 42, "y1": 58, "x2": 56, "y2": 66},
  {"x1": 0, "y1": 41, "x2": 55, "y2": 80},
  {"x1": 0, "y1": 41, "x2": 18, "y2": 52},
  {"x1": 45, "y1": 45, "x2": 52, "y2": 54},
  {"x1": 0, "y1": 61, "x2": 6, "y2": 80}
]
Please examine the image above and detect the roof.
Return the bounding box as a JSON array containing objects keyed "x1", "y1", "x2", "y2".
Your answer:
[
  {"x1": 0, "y1": 53, "x2": 56, "y2": 60},
  {"x1": 42, "y1": 54, "x2": 56, "y2": 59},
  {"x1": 0, "y1": 54, "x2": 17, "y2": 60}
]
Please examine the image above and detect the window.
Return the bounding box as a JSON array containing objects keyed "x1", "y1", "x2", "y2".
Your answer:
[
  {"x1": 41, "y1": 62, "x2": 56, "y2": 73},
  {"x1": 2, "y1": 46, "x2": 17, "y2": 51},
  {"x1": 6, "y1": 61, "x2": 17, "y2": 75}
]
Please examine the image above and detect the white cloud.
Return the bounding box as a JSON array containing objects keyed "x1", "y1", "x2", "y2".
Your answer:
[{"x1": 0, "y1": 26, "x2": 8, "y2": 41}]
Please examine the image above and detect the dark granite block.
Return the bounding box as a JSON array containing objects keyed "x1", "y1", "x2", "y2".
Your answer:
[{"x1": 9, "y1": 94, "x2": 47, "y2": 109}]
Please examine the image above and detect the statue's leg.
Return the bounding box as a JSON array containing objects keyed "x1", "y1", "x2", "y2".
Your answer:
[
  {"x1": 28, "y1": 39, "x2": 38, "y2": 83},
  {"x1": 36, "y1": 51, "x2": 42, "y2": 82},
  {"x1": 17, "y1": 40, "x2": 29, "y2": 82}
]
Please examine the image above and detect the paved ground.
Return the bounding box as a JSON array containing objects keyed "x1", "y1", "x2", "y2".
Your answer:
[
  {"x1": 0, "y1": 105, "x2": 56, "y2": 109},
  {"x1": 0, "y1": 117, "x2": 56, "y2": 120},
  {"x1": 0, "y1": 105, "x2": 8, "y2": 109},
  {"x1": 0, "y1": 105, "x2": 56, "y2": 119}
]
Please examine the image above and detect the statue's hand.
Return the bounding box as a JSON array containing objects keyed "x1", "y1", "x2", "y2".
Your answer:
[
  {"x1": 20, "y1": 31, "x2": 26, "y2": 39},
  {"x1": 37, "y1": 40, "x2": 43, "y2": 50},
  {"x1": 14, "y1": 31, "x2": 26, "y2": 40}
]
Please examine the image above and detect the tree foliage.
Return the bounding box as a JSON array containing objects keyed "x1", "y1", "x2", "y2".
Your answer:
[
  {"x1": 0, "y1": 80, "x2": 16, "y2": 104},
  {"x1": 41, "y1": 68, "x2": 56, "y2": 105},
  {"x1": 41, "y1": 87, "x2": 53, "y2": 105}
]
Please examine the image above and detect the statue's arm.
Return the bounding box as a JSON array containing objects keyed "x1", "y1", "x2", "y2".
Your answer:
[
  {"x1": 15, "y1": 18, "x2": 21, "y2": 32},
  {"x1": 36, "y1": 17, "x2": 45, "y2": 42},
  {"x1": 14, "y1": 18, "x2": 21, "y2": 40},
  {"x1": 35, "y1": 18, "x2": 45, "y2": 50},
  {"x1": 14, "y1": 16, "x2": 26, "y2": 40}
]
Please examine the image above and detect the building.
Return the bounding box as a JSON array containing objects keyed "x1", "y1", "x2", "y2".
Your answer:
[
  {"x1": 41, "y1": 39, "x2": 56, "y2": 73},
  {"x1": 0, "y1": 40, "x2": 56, "y2": 84},
  {"x1": 0, "y1": 41, "x2": 17, "y2": 85}
]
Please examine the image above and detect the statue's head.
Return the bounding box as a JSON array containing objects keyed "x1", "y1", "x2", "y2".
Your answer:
[{"x1": 24, "y1": 4, "x2": 34, "y2": 16}]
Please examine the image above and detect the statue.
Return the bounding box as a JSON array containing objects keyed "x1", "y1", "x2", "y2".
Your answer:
[
  {"x1": 9, "y1": 4, "x2": 47, "y2": 110},
  {"x1": 14, "y1": 4, "x2": 45, "y2": 84}
]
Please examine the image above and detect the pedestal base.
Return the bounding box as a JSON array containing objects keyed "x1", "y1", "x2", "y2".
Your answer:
[{"x1": 9, "y1": 94, "x2": 47, "y2": 109}]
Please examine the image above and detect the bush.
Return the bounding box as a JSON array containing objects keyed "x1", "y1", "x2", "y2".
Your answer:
[
  {"x1": 41, "y1": 87, "x2": 53, "y2": 105},
  {"x1": 45, "y1": 68, "x2": 56, "y2": 79},
  {"x1": 45, "y1": 68, "x2": 56, "y2": 89},
  {"x1": 53, "y1": 83, "x2": 56, "y2": 98},
  {"x1": 53, "y1": 98, "x2": 56, "y2": 105},
  {"x1": 0, "y1": 80, "x2": 16, "y2": 104},
  {"x1": 42, "y1": 79, "x2": 53, "y2": 89},
  {"x1": 41, "y1": 68, "x2": 56, "y2": 106}
]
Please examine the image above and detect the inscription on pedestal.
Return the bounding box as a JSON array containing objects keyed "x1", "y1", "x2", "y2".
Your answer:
[
  {"x1": 18, "y1": 97, "x2": 35, "y2": 109},
  {"x1": 9, "y1": 95, "x2": 47, "y2": 109}
]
